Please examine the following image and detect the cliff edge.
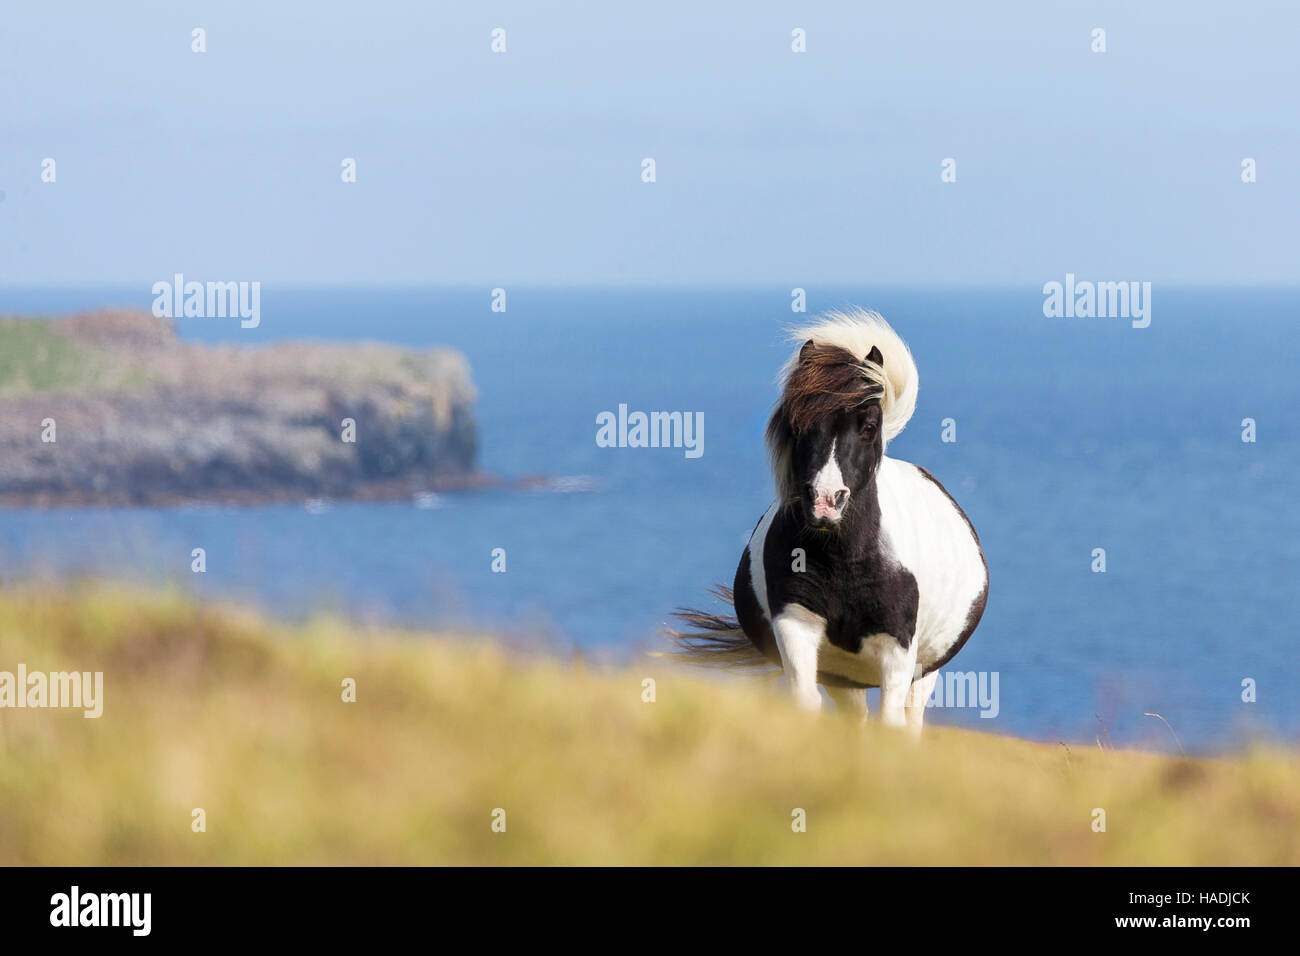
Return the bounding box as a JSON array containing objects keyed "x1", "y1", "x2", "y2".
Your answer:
[{"x1": 0, "y1": 310, "x2": 478, "y2": 506}]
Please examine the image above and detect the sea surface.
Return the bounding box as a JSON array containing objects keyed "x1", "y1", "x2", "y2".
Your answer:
[{"x1": 1, "y1": 284, "x2": 1296, "y2": 751}]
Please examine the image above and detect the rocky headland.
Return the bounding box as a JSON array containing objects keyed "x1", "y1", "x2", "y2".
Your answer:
[{"x1": 0, "y1": 310, "x2": 482, "y2": 507}]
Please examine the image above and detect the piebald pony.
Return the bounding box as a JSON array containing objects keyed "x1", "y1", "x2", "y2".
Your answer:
[{"x1": 670, "y1": 309, "x2": 987, "y2": 734}]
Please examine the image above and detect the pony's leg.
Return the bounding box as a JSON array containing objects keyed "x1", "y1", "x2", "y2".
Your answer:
[
  {"x1": 905, "y1": 671, "x2": 939, "y2": 737},
  {"x1": 771, "y1": 605, "x2": 825, "y2": 712},
  {"x1": 825, "y1": 685, "x2": 868, "y2": 724},
  {"x1": 876, "y1": 637, "x2": 919, "y2": 729}
]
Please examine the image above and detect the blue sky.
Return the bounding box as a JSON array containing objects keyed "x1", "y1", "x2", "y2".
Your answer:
[{"x1": 1, "y1": 0, "x2": 1296, "y2": 285}]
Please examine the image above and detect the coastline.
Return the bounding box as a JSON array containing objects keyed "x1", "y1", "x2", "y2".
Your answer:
[
  {"x1": 0, "y1": 309, "x2": 483, "y2": 508},
  {"x1": 0, "y1": 471, "x2": 563, "y2": 510}
]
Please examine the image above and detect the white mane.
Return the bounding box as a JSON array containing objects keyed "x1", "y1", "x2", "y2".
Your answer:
[{"x1": 780, "y1": 308, "x2": 919, "y2": 446}]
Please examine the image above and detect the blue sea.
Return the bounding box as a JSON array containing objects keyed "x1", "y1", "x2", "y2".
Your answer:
[{"x1": 1, "y1": 285, "x2": 1296, "y2": 752}]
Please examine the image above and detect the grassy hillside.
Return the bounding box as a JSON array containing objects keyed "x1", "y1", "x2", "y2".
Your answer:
[{"x1": 0, "y1": 585, "x2": 1295, "y2": 865}]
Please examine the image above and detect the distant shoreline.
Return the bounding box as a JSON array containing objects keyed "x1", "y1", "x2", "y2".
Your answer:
[
  {"x1": 0, "y1": 471, "x2": 562, "y2": 510},
  {"x1": 0, "y1": 309, "x2": 482, "y2": 508}
]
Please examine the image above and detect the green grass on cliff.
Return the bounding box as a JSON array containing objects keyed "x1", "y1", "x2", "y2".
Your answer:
[
  {"x1": 0, "y1": 321, "x2": 91, "y2": 392},
  {"x1": 0, "y1": 319, "x2": 154, "y2": 395},
  {"x1": 0, "y1": 585, "x2": 1296, "y2": 865}
]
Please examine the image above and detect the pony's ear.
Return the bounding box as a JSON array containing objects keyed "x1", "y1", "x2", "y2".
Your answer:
[
  {"x1": 864, "y1": 345, "x2": 884, "y2": 366},
  {"x1": 799, "y1": 339, "x2": 816, "y2": 362}
]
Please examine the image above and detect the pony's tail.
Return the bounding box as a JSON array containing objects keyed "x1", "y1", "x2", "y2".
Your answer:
[{"x1": 661, "y1": 585, "x2": 778, "y2": 675}]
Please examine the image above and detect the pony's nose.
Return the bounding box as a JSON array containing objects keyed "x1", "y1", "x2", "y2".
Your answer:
[{"x1": 812, "y1": 486, "x2": 850, "y2": 520}]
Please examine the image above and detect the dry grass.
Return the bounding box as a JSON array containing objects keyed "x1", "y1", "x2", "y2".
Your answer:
[{"x1": 0, "y1": 584, "x2": 1296, "y2": 865}]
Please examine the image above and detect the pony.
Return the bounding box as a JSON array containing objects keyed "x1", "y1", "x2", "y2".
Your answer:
[{"x1": 669, "y1": 308, "x2": 987, "y2": 734}]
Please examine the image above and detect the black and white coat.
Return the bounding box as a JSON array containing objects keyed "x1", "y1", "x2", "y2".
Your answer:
[{"x1": 731, "y1": 310, "x2": 987, "y2": 732}]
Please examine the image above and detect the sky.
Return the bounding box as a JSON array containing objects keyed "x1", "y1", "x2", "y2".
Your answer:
[{"x1": 1, "y1": 0, "x2": 1296, "y2": 286}]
